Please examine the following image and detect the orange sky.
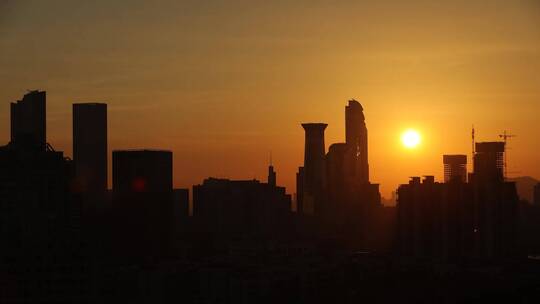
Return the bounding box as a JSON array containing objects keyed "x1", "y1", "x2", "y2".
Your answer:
[{"x1": 1, "y1": 0, "x2": 539, "y2": 199}]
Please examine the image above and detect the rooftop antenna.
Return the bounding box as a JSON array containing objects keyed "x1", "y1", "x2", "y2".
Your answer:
[
  {"x1": 499, "y1": 130, "x2": 516, "y2": 179},
  {"x1": 269, "y1": 150, "x2": 273, "y2": 167}
]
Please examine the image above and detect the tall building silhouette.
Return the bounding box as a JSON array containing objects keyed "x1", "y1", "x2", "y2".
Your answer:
[
  {"x1": 10, "y1": 90, "x2": 46, "y2": 150},
  {"x1": 73, "y1": 103, "x2": 107, "y2": 193},
  {"x1": 345, "y1": 99, "x2": 369, "y2": 183},
  {"x1": 301, "y1": 123, "x2": 327, "y2": 215},
  {"x1": 1, "y1": 90, "x2": 81, "y2": 296},
  {"x1": 326, "y1": 143, "x2": 349, "y2": 206},
  {"x1": 474, "y1": 142, "x2": 505, "y2": 182},
  {"x1": 296, "y1": 101, "x2": 385, "y2": 249},
  {"x1": 443, "y1": 154, "x2": 467, "y2": 182}
]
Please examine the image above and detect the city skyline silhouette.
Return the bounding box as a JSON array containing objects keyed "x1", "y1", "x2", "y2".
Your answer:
[
  {"x1": 2, "y1": 89, "x2": 539, "y2": 302},
  {"x1": 1, "y1": 1, "x2": 540, "y2": 303},
  {"x1": 1, "y1": 1, "x2": 540, "y2": 198},
  {"x1": 4, "y1": 89, "x2": 537, "y2": 202}
]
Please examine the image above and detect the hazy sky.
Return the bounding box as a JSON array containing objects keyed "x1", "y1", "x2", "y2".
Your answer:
[{"x1": 1, "y1": 0, "x2": 539, "y2": 199}]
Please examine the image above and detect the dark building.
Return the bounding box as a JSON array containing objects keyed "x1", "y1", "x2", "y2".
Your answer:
[
  {"x1": 301, "y1": 123, "x2": 327, "y2": 215},
  {"x1": 172, "y1": 188, "x2": 190, "y2": 241},
  {"x1": 325, "y1": 141, "x2": 383, "y2": 249},
  {"x1": 173, "y1": 188, "x2": 190, "y2": 219},
  {"x1": 0, "y1": 144, "x2": 73, "y2": 253},
  {"x1": 443, "y1": 154, "x2": 467, "y2": 182},
  {"x1": 326, "y1": 143, "x2": 350, "y2": 207},
  {"x1": 0, "y1": 143, "x2": 84, "y2": 302},
  {"x1": 1, "y1": 91, "x2": 85, "y2": 301},
  {"x1": 474, "y1": 142, "x2": 505, "y2": 182},
  {"x1": 2, "y1": 92, "x2": 71, "y2": 242},
  {"x1": 518, "y1": 183, "x2": 540, "y2": 255},
  {"x1": 193, "y1": 174, "x2": 292, "y2": 241},
  {"x1": 534, "y1": 183, "x2": 540, "y2": 206},
  {"x1": 397, "y1": 176, "x2": 475, "y2": 259},
  {"x1": 345, "y1": 99, "x2": 369, "y2": 183},
  {"x1": 10, "y1": 90, "x2": 46, "y2": 150},
  {"x1": 296, "y1": 166, "x2": 304, "y2": 213},
  {"x1": 73, "y1": 103, "x2": 107, "y2": 194},
  {"x1": 113, "y1": 149, "x2": 172, "y2": 193},
  {"x1": 111, "y1": 149, "x2": 174, "y2": 260}
]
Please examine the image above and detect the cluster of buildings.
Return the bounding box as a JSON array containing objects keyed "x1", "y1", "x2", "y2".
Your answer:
[
  {"x1": 2, "y1": 91, "x2": 539, "y2": 257},
  {"x1": 397, "y1": 151, "x2": 517, "y2": 261},
  {"x1": 0, "y1": 90, "x2": 296, "y2": 262},
  {"x1": 395, "y1": 138, "x2": 540, "y2": 261},
  {"x1": 295, "y1": 100, "x2": 393, "y2": 250},
  {"x1": 291, "y1": 99, "x2": 527, "y2": 261},
  {"x1": 2, "y1": 90, "x2": 540, "y2": 301}
]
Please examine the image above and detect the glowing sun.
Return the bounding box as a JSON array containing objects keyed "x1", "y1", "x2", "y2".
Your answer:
[{"x1": 401, "y1": 129, "x2": 421, "y2": 149}]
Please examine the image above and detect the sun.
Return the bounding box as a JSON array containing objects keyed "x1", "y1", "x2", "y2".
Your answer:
[{"x1": 401, "y1": 129, "x2": 421, "y2": 149}]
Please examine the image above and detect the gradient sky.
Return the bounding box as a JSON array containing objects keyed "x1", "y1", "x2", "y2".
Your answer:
[{"x1": 1, "y1": 0, "x2": 539, "y2": 200}]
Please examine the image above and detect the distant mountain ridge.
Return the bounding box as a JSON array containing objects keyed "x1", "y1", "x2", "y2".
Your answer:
[{"x1": 508, "y1": 176, "x2": 539, "y2": 203}]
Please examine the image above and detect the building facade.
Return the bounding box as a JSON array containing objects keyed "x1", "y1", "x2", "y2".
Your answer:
[
  {"x1": 73, "y1": 103, "x2": 107, "y2": 194},
  {"x1": 10, "y1": 90, "x2": 46, "y2": 150}
]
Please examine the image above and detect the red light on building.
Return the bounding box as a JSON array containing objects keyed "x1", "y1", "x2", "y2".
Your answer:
[{"x1": 132, "y1": 178, "x2": 146, "y2": 192}]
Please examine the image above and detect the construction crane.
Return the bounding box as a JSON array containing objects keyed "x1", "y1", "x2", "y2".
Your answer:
[{"x1": 498, "y1": 130, "x2": 516, "y2": 179}]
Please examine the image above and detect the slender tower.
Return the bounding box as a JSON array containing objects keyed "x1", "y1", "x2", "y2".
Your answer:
[{"x1": 345, "y1": 99, "x2": 369, "y2": 183}]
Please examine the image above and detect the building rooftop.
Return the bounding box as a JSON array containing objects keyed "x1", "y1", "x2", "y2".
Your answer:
[
  {"x1": 476, "y1": 142, "x2": 505, "y2": 153},
  {"x1": 347, "y1": 99, "x2": 363, "y2": 110}
]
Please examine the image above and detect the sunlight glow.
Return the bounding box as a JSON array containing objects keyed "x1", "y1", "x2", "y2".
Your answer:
[{"x1": 401, "y1": 129, "x2": 421, "y2": 149}]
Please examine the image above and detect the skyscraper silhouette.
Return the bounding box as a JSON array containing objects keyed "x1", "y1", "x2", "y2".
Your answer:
[
  {"x1": 301, "y1": 123, "x2": 327, "y2": 215},
  {"x1": 326, "y1": 143, "x2": 349, "y2": 203},
  {"x1": 345, "y1": 99, "x2": 369, "y2": 183},
  {"x1": 73, "y1": 103, "x2": 107, "y2": 194},
  {"x1": 474, "y1": 142, "x2": 505, "y2": 182},
  {"x1": 10, "y1": 90, "x2": 46, "y2": 150}
]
